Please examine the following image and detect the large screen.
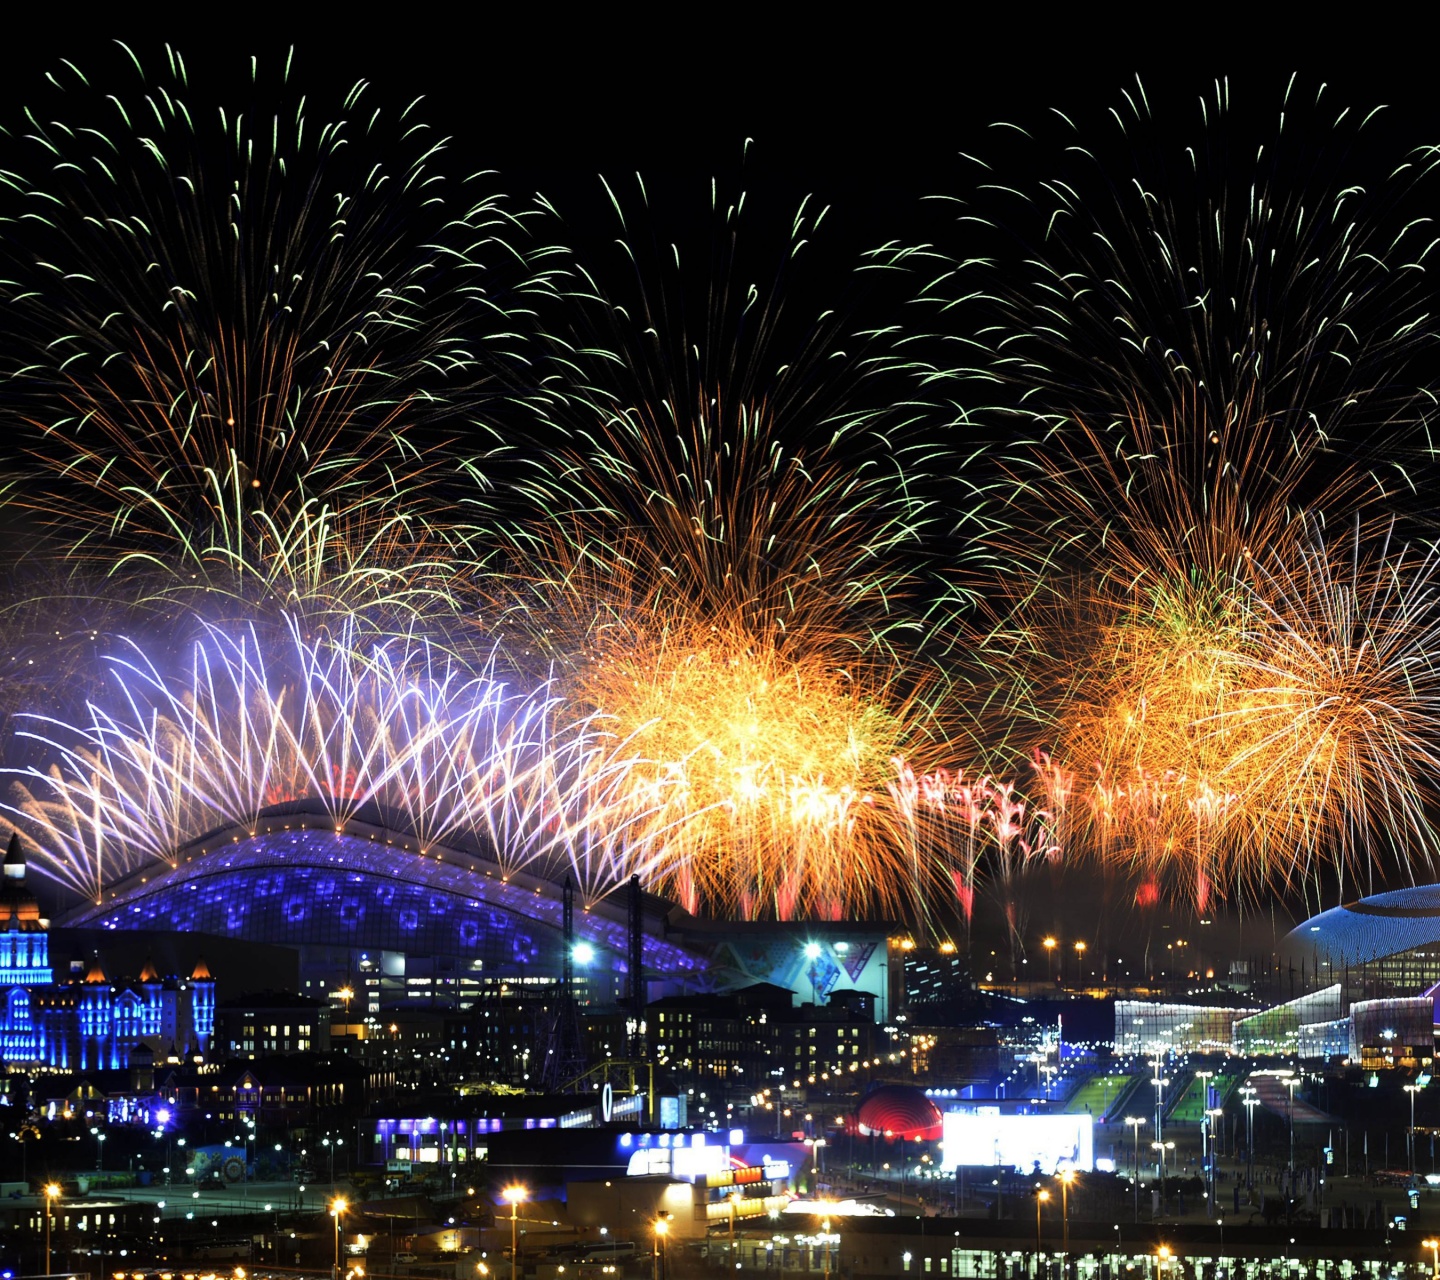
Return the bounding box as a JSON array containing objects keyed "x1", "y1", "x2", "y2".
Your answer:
[{"x1": 939, "y1": 1111, "x2": 1094, "y2": 1175}]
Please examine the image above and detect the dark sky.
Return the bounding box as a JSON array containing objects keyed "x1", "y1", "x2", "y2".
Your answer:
[
  {"x1": 7, "y1": 22, "x2": 1438, "y2": 253},
  {"x1": 4, "y1": 21, "x2": 1439, "y2": 953}
]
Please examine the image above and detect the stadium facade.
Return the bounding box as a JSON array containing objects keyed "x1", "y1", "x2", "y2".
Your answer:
[
  {"x1": 52, "y1": 811, "x2": 897, "y2": 1022},
  {"x1": 1113, "y1": 885, "x2": 1440, "y2": 1064}
]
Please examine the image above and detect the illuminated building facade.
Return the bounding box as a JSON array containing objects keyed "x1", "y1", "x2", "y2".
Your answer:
[
  {"x1": 1233, "y1": 985, "x2": 1343, "y2": 1055},
  {"x1": 1287, "y1": 885, "x2": 1440, "y2": 998},
  {"x1": 1112, "y1": 1000, "x2": 1255, "y2": 1055},
  {"x1": 58, "y1": 817, "x2": 897, "y2": 1025},
  {"x1": 0, "y1": 835, "x2": 214, "y2": 1070}
]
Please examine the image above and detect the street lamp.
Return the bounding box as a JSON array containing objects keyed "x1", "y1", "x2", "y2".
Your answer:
[
  {"x1": 654, "y1": 1217, "x2": 669, "y2": 1280},
  {"x1": 1035, "y1": 1187, "x2": 1050, "y2": 1256},
  {"x1": 331, "y1": 1196, "x2": 348, "y2": 1279},
  {"x1": 1151, "y1": 1141, "x2": 1175, "y2": 1211},
  {"x1": 1124, "y1": 1117, "x2": 1146, "y2": 1223},
  {"x1": 1073, "y1": 940, "x2": 1087, "y2": 986},
  {"x1": 1407, "y1": 1083, "x2": 1423, "y2": 1173},
  {"x1": 1156, "y1": 1245, "x2": 1172, "y2": 1280},
  {"x1": 1043, "y1": 937, "x2": 1057, "y2": 985},
  {"x1": 1151, "y1": 1075, "x2": 1170, "y2": 1163},
  {"x1": 1423, "y1": 1236, "x2": 1439, "y2": 1280},
  {"x1": 1058, "y1": 1168, "x2": 1075, "y2": 1258},
  {"x1": 1241, "y1": 1087, "x2": 1259, "y2": 1186},
  {"x1": 43, "y1": 1181, "x2": 60, "y2": 1276},
  {"x1": 1204, "y1": 1109, "x2": 1224, "y2": 1212},
  {"x1": 1284, "y1": 1075, "x2": 1299, "y2": 1182},
  {"x1": 504, "y1": 1184, "x2": 527, "y2": 1280}
]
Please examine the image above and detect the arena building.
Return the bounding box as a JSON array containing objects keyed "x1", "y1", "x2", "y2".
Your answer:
[
  {"x1": 55, "y1": 810, "x2": 898, "y2": 1021},
  {"x1": 1285, "y1": 883, "x2": 1440, "y2": 997},
  {"x1": 1110, "y1": 886, "x2": 1440, "y2": 1063}
]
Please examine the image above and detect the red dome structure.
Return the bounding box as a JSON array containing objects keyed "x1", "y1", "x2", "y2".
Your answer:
[{"x1": 853, "y1": 1085, "x2": 943, "y2": 1142}]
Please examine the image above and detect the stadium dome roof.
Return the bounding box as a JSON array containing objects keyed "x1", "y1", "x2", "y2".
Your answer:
[
  {"x1": 1285, "y1": 884, "x2": 1440, "y2": 966},
  {"x1": 59, "y1": 814, "x2": 706, "y2": 979},
  {"x1": 853, "y1": 1084, "x2": 943, "y2": 1142}
]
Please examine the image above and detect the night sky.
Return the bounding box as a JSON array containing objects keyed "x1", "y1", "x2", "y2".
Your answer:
[{"x1": 4, "y1": 20, "x2": 1440, "y2": 971}]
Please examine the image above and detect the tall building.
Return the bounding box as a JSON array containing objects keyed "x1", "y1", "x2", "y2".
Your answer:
[{"x1": 0, "y1": 834, "x2": 215, "y2": 1070}]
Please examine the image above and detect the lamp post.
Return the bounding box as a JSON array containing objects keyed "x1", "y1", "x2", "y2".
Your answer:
[
  {"x1": 1407, "y1": 1084, "x2": 1423, "y2": 1173},
  {"x1": 1241, "y1": 1087, "x2": 1259, "y2": 1186},
  {"x1": 1152, "y1": 1075, "x2": 1170, "y2": 1169},
  {"x1": 1073, "y1": 940, "x2": 1087, "y2": 987},
  {"x1": 504, "y1": 1184, "x2": 527, "y2": 1280},
  {"x1": 1151, "y1": 1141, "x2": 1174, "y2": 1213},
  {"x1": 331, "y1": 1195, "x2": 348, "y2": 1280},
  {"x1": 44, "y1": 1181, "x2": 60, "y2": 1276},
  {"x1": 1423, "y1": 1236, "x2": 1439, "y2": 1280},
  {"x1": 1035, "y1": 1187, "x2": 1050, "y2": 1258},
  {"x1": 1059, "y1": 1168, "x2": 1075, "y2": 1259},
  {"x1": 1043, "y1": 937, "x2": 1057, "y2": 986},
  {"x1": 1195, "y1": 1069, "x2": 1213, "y2": 1183},
  {"x1": 654, "y1": 1217, "x2": 669, "y2": 1280},
  {"x1": 1284, "y1": 1075, "x2": 1299, "y2": 1184},
  {"x1": 1125, "y1": 1117, "x2": 1146, "y2": 1223},
  {"x1": 1205, "y1": 1109, "x2": 1224, "y2": 1213},
  {"x1": 1156, "y1": 1245, "x2": 1171, "y2": 1280}
]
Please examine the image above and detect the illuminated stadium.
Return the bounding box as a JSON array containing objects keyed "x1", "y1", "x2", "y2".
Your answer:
[
  {"x1": 1285, "y1": 884, "x2": 1440, "y2": 996},
  {"x1": 1103, "y1": 888, "x2": 1440, "y2": 1064},
  {"x1": 52, "y1": 808, "x2": 897, "y2": 1017},
  {"x1": 57, "y1": 809, "x2": 706, "y2": 1007}
]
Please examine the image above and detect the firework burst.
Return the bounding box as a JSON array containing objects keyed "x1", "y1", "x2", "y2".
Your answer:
[
  {"x1": 924, "y1": 76, "x2": 1440, "y2": 905},
  {"x1": 2, "y1": 619, "x2": 652, "y2": 904},
  {"x1": 0, "y1": 42, "x2": 552, "y2": 634}
]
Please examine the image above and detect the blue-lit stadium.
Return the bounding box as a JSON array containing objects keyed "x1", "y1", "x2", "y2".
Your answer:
[
  {"x1": 52, "y1": 810, "x2": 898, "y2": 1017},
  {"x1": 57, "y1": 811, "x2": 701, "y2": 1002}
]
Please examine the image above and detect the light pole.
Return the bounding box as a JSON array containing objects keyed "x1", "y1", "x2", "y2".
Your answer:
[
  {"x1": 1152, "y1": 1141, "x2": 1174, "y2": 1213},
  {"x1": 504, "y1": 1184, "x2": 527, "y2": 1280},
  {"x1": 1284, "y1": 1075, "x2": 1299, "y2": 1184},
  {"x1": 331, "y1": 1195, "x2": 348, "y2": 1280},
  {"x1": 1152, "y1": 1075, "x2": 1170, "y2": 1168},
  {"x1": 1125, "y1": 1117, "x2": 1146, "y2": 1223},
  {"x1": 44, "y1": 1181, "x2": 60, "y2": 1276},
  {"x1": 1035, "y1": 1188, "x2": 1050, "y2": 1258},
  {"x1": 1423, "y1": 1236, "x2": 1439, "y2": 1280},
  {"x1": 1073, "y1": 940, "x2": 1087, "y2": 987},
  {"x1": 1241, "y1": 1087, "x2": 1259, "y2": 1186},
  {"x1": 1043, "y1": 937, "x2": 1057, "y2": 986},
  {"x1": 1407, "y1": 1084, "x2": 1423, "y2": 1173},
  {"x1": 1059, "y1": 1168, "x2": 1075, "y2": 1259},
  {"x1": 654, "y1": 1216, "x2": 669, "y2": 1280},
  {"x1": 1156, "y1": 1245, "x2": 1171, "y2": 1280},
  {"x1": 1205, "y1": 1109, "x2": 1224, "y2": 1213}
]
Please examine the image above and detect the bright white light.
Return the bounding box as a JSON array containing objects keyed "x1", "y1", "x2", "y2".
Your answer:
[{"x1": 573, "y1": 943, "x2": 596, "y2": 966}]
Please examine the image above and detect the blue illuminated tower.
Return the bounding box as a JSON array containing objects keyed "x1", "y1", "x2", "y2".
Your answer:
[
  {"x1": 189, "y1": 956, "x2": 215, "y2": 1058},
  {"x1": 0, "y1": 833, "x2": 50, "y2": 986},
  {"x1": 0, "y1": 833, "x2": 53, "y2": 1065}
]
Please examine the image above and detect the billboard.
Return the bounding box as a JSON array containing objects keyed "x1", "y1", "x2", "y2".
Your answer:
[{"x1": 938, "y1": 1110, "x2": 1094, "y2": 1175}]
